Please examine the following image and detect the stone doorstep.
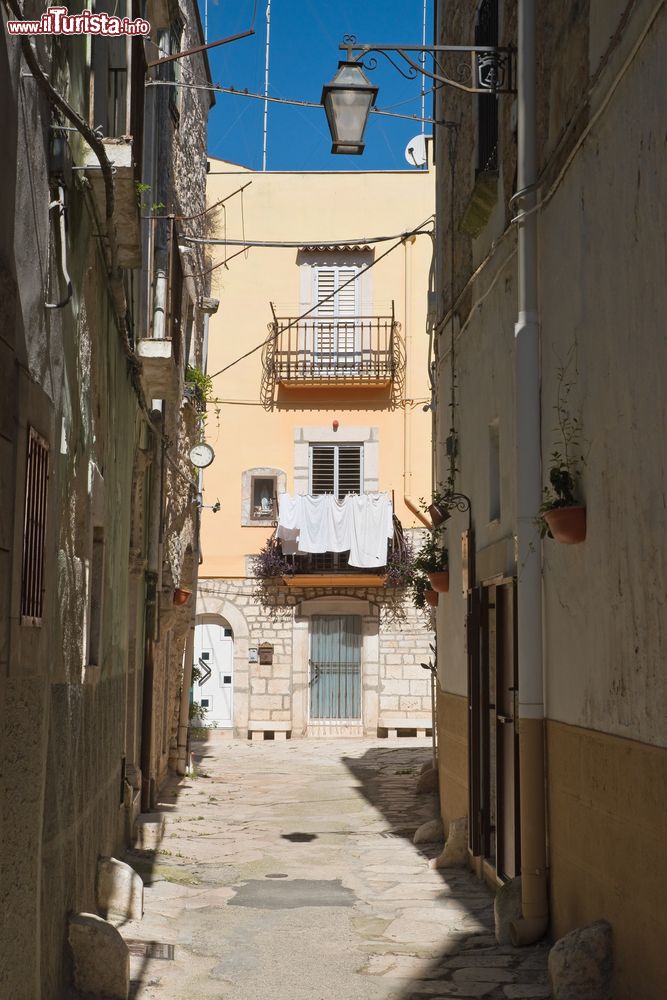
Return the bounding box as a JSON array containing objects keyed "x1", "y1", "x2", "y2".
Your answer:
[
  {"x1": 133, "y1": 812, "x2": 166, "y2": 851},
  {"x1": 247, "y1": 720, "x2": 292, "y2": 741},
  {"x1": 378, "y1": 716, "x2": 433, "y2": 737}
]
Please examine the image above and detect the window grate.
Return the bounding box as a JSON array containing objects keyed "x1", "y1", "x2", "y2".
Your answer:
[
  {"x1": 21, "y1": 428, "x2": 49, "y2": 624},
  {"x1": 310, "y1": 444, "x2": 362, "y2": 499},
  {"x1": 476, "y1": 0, "x2": 499, "y2": 173}
]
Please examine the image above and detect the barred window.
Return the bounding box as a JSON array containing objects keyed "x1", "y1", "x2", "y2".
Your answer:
[
  {"x1": 476, "y1": 0, "x2": 499, "y2": 173},
  {"x1": 20, "y1": 428, "x2": 49, "y2": 624},
  {"x1": 310, "y1": 444, "x2": 362, "y2": 499}
]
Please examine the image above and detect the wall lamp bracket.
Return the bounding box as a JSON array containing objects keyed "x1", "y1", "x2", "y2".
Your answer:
[{"x1": 339, "y1": 38, "x2": 515, "y2": 96}]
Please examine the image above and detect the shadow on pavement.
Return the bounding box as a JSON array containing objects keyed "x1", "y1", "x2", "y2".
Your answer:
[
  {"x1": 343, "y1": 745, "x2": 550, "y2": 1000},
  {"x1": 116, "y1": 730, "x2": 213, "y2": 999}
]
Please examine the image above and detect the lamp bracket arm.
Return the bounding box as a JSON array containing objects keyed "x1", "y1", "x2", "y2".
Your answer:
[{"x1": 340, "y1": 41, "x2": 515, "y2": 95}]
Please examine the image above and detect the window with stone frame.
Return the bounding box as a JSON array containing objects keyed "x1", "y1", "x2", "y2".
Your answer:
[{"x1": 241, "y1": 468, "x2": 286, "y2": 526}]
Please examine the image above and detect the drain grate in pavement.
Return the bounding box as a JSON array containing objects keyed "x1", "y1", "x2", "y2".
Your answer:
[
  {"x1": 126, "y1": 940, "x2": 175, "y2": 961},
  {"x1": 379, "y1": 829, "x2": 415, "y2": 839}
]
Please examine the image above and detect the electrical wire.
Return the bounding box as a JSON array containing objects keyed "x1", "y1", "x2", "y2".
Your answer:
[
  {"x1": 207, "y1": 222, "x2": 434, "y2": 380},
  {"x1": 145, "y1": 80, "x2": 442, "y2": 126},
  {"x1": 183, "y1": 220, "x2": 434, "y2": 249}
]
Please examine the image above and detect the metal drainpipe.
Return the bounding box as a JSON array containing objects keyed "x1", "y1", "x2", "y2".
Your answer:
[
  {"x1": 510, "y1": 0, "x2": 549, "y2": 946},
  {"x1": 141, "y1": 410, "x2": 164, "y2": 811},
  {"x1": 177, "y1": 510, "x2": 200, "y2": 776},
  {"x1": 402, "y1": 239, "x2": 432, "y2": 529}
]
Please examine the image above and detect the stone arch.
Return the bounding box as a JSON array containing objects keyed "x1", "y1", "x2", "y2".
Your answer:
[{"x1": 195, "y1": 591, "x2": 250, "y2": 734}]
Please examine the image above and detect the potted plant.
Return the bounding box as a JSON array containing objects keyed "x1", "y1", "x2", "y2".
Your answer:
[
  {"x1": 410, "y1": 571, "x2": 438, "y2": 610},
  {"x1": 384, "y1": 533, "x2": 415, "y2": 589},
  {"x1": 539, "y1": 452, "x2": 586, "y2": 543},
  {"x1": 252, "y1": 536, "x2": 291, "y2": 581},
  {"x1": 184, "y1": 365, "x2": 213, "y2": 413},
  {"x1": 424, "y1": 587, "x2": 439, "y2": 607},
  {"x1": 540, "y1": 353, "x2": 587, "y2": 544},
  {"x1": 414, "y1": 531, "x2": 449, "y2": 593},
  {"x1": 420, "y1": 483, "x2": 452, "y2": 529}
]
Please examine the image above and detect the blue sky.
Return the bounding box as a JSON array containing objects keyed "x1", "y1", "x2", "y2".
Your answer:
[{"x1": 202, "y1": 0, "x2": 435, "y2": 171}]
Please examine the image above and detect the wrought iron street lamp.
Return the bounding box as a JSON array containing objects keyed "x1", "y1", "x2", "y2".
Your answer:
[
  {"x1": 323, "y1": 36, "x2": 514, "y2": 153},
  {"x1": 321, "y1": 61, "x2": 379, "y2": 155}
]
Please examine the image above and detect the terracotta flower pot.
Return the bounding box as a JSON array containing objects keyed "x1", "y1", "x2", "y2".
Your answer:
[
  {"x1": 543, "y1": 506, "x2": 586, "y2": 544},
  {"x1": 427, "y1": 571, "x2": 450, "y2": 593},
  {"x1": 424, "y1": 589, "x2": 439, "y2": 607},
  {"x1": 428, "y1": 502, "x2": 447, "y2": 528},
  {"x1": 173, "y1": 588, "x2": 192, "y2": 606}
]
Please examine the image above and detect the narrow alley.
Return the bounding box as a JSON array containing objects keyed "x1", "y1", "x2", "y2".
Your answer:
[{"x1": 118, "y1": 737, "x2": 549, "y2": 999}]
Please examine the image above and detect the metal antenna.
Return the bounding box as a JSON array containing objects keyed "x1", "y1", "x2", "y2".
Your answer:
[
  {"x1": 262, "y1": 0, "x2": 271, "y2": 171},
  {"x1": 421, "y1": 0, "x2": 427, "y2": 129}
]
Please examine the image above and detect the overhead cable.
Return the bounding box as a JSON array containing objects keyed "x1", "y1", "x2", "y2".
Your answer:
[
  {"x1": 208, "y1": 221, "x2": 434, "y2": 380},
  {"x1": 145, "y1": 80, "x2": 439, "y2": 126},
  {"x1": 184, "y1": 221, "x2": 434, "y2": 249}
]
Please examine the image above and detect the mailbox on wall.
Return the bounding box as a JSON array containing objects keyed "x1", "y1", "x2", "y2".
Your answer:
[{"x1": 258, "y1": 643, "x2": 274, "y2": 665}]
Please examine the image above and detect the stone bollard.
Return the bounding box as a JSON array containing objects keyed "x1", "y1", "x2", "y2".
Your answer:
[
  {"x1": 413, "y1": 817, "x2": 444, "y2": 845},
  {"x1": 494, "y1": 877, "x2": 522, "y2": 945},
  {"x1": 68, "y1": 912, "x2": 130, "y2": 1000},
  {"x1": 549, "y1": 919, "x2": 613, "y2": 1000},
  {"x1": 416, "y1": 765, "x2": 439, "y2": 794},
  {"x1": 429, "y1": 816, "x2": 468, "y2": 869},
  {"x1": 97, "y1": 857, "x2": 144, "y2": 921}
]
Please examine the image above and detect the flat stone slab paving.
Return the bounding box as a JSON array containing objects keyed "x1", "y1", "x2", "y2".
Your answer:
[{"x1": 111, "y1": 738, "x2": 549, "y2": 999}]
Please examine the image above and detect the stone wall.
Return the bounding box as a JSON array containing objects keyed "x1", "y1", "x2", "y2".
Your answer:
[{"x1": 197, "y1": 577, "x2": 433, "y2": 737}]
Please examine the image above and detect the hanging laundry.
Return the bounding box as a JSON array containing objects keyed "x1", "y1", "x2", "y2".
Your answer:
[{"x1": 276, "y1": 492, "x2": 394, "y2": 568}]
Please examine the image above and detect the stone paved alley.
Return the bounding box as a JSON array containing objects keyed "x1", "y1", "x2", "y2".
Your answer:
[{"x1": 114, "y1": 736, "x2": 550, "y2": 999}]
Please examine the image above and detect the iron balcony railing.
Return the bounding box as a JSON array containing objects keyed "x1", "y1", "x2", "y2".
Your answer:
[
  {"x1": 277, "y1": 511, "x2": 408, "y2": 579},
  {"x1": 268, "y1": 312, "x2": 401, "y2": 386}
]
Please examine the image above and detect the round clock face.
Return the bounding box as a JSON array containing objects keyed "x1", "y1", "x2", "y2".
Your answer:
[{"x1": 189, "y1": 442, "x2": 215, "y2": 468}]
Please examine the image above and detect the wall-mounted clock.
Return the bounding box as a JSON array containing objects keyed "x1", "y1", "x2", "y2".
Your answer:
[{"x1": 189, "y1": 442, "x2": 215, "y2": 469}]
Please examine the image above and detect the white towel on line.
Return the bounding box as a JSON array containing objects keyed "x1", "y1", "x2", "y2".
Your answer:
[{"x1": 276, "y1": 492, "x2": 393, "y2": 567}]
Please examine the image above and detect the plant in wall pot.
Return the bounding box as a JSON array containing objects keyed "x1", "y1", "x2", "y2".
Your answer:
[
  {"x1": 539, "y1": 452, "x2": 586, "y2": 543},
  {"x1": 414, "y1": 531, "x2": 449, "y2": 593},
  {"x1": 540, "y1": 351, "x2": 587, "y2": 544},
  {"x1": 410, "y1": 571, "x2": 438, "y2": 609},
  {"x1": 420, "y1": 482, "x2": 453, "y2": 529}
]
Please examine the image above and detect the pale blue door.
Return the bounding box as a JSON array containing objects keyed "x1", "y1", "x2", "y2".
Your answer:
[{"x1": 309, "y1": 615, "x2": 362, "y2": 720}]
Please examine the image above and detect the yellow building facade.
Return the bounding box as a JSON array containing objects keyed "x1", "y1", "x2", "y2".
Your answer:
[{"x1": 196, "y1": 160, "x2": 436, "y2": 739}]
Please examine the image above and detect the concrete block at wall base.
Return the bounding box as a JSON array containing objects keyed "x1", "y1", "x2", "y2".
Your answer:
[
  {"x1": 68, "y1": 913, "x2": 130, "y2": 1000},
  {"x1": 429, "y1": 817, "x2": 468, "y2": 869},
  {"x1": 97, "y1": 857, "x2": 144, "y2": 921},
  {"x1": 494, "y1": 877, "x2": 522, "y2": 945},
  {"x1": 416, "y1": 765, "x2": 439, "y2": 794},
  {"x1": 413, "y1": 817, "x2": 444, "y2": 845},
  {"x1": 549, "y1": 920, "x2": 613, "y2": 1000},
  {"x1": 133, "y1": 812, "x2": 165, "y2": 850}
]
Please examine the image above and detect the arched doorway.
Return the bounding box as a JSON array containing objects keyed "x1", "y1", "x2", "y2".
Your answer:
[{"x1": 194, "y1": 617, "x2": 234, "y2": 729}]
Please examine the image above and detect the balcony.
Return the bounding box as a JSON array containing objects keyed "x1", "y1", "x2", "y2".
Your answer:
[
  {"x1": 281, "y1": 549, "x2": 388, "y2": 589},
  {"x1": 82, "y1": 137, "x2": 141, "y2": 268},
  {"x1": 136, "y1": 338, "x2": 179, "y2": 401},
  {"x1": 269, "y1": 499, "x2": 409, "y2": 589},
  {"x1": 262, "y1": 308, "x2": 404, "y2": 395}
]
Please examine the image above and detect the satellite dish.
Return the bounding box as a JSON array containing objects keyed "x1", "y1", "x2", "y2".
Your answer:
[{"x1": 405, "y1": 133, "x2": 428, "y2": 167}]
